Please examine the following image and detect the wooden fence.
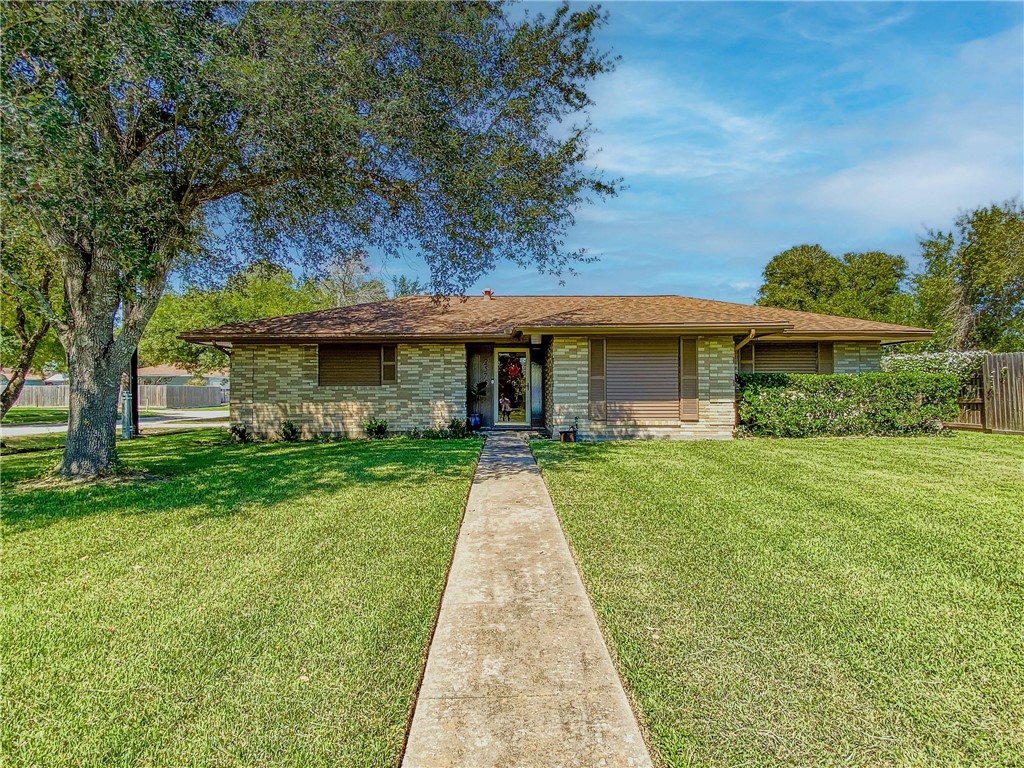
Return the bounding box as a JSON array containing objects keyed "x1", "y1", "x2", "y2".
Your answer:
[
  {"x1": 11, "y1": 386, "x2": 68, "y2": 408},
  {"x1": 14, "y1": 384, "x2": 226, "y2": 410},
  {"x1": 949, "y1": 352, "x2": 1024, "y2": 435},
  {"x1": 138, "y1": 385, "x2": 224, "y2": 408}
]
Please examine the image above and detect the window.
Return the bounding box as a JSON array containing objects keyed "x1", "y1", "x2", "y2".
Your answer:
[
  {"x1": 751, "y1": 342, "x2": 818, "y2": 373},
  {"x1": 382, "y1": 345, "x2": 397, "y2": 384},
  {"x1": 589, "y1": 337, "x2": 691, "y2": 424},
  {"x1": 318, "y1": 344, "x2": 397, "y2": 386},
  {"x1": 749, "y1": 342, "x2": 834, "y2": 374}
]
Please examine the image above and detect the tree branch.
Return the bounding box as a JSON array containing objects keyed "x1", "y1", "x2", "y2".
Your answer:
[{"x1": 0, "y1": 262, "x2": 66, "y2": 334}]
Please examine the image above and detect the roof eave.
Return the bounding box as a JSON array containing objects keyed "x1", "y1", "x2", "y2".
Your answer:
[
  {"x1": 760, "y1": 329, "x2": 933, "y2": 343},
  {"x1": 515, "y1": 322, "x2": 792, "y2": 336},
  {"x1": 178, "y1": 332, "x2": 520, "y2": 345}
]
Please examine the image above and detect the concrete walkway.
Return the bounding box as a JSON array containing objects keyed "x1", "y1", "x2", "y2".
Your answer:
[{"x1": 402, "y1": 433, "x2": 653, "y2": 768}]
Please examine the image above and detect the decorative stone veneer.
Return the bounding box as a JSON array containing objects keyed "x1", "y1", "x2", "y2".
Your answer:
[
  {"x1": 833, "y1": 341, "x2": 882, "y2": 374},
  {"x1": 230, "y1": 343, "x2": 466, "y2": 438},
  {"x1": 547, "y1": 335, "x2": 737, "y2": 440}
]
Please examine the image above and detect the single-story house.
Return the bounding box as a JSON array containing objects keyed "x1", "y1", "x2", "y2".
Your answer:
[
  {"x1": 181, "y1": 293, "x2": 931, "y2": 440},
  {"x1": 137, "y1": 364, "x2": 230, "y2": 388}
]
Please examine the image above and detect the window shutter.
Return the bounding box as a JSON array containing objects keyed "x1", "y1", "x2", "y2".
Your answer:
[
  {"x1": 589, "y1": 338, "x2": 606, "y2": 420},
  {"x1": 817, "y1": 342, "x2": 834, "y2": 374},
  {"x1": 382, "y1": 345, "x2": 397, "y2": 384},
  {"x1": 318, "y1": 345, "x2": 382, "y2": 386},
  {"x1": 679, "y1": 337, "x2": 699, "y2": 422},
  {"x1": 752, "y1": 342, "x2": 818, "y2": 373}
]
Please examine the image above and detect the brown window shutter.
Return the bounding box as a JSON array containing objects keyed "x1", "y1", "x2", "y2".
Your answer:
[
  {"x1": 817, "y1": 342, "x2": 834, "y2": 374},
  {"x1": 680, "y1": 337, "x2": 699, "y2": 422},
  {"x1": 589, "y1": 338, "x2": 606, "y2": 420},
  {"x1": 382, "y1": 345, "x2": 397, "y2": 384},
  {"x1": 752, "y1": 342, "x2": 818, "y2": 373},
  {"x1": 318, "y1": 344, "x2": 382, "y2": 386}
]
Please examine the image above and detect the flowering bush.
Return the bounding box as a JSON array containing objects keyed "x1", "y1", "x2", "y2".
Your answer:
[
  {"x1": 737, "y1": 372, "x2": 960, "y2": 437},
  {"x1": 881, "y1": 351, "x2": 988, "y2": 385}
]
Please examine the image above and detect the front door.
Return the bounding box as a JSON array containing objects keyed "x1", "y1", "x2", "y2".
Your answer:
[{"x1": 494, "y1": 348, "x2": 530, "y2": 426}]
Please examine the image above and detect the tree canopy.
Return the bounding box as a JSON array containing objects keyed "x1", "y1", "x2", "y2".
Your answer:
[
  {"x1": 756, "y1": 244, "x2": 911, "y2": 324},
  {"x1": 913, "y1": 201, "x2": 1023, "y2": 351},
  {"x1": 1, "y1": 0, "x2": 616, "y2": 476},
  {"x1": 756, "y1": 201, "x2": 1024, "y2": 351}
]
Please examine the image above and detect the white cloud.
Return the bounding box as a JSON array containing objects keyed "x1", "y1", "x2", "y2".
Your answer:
[{"x1": 586, "y1": 63, "x2": 793, "y2": 181}]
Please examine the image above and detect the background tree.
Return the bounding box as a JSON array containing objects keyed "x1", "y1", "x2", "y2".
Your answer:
[
  {"x1": 913, "y1": 201, "x2": 1024, "y2": 351},
  {"x1": 0, "y1": 213, "x2": 65, "y2": 417},
  {"x1": 757, "y1": 244, "x2": 910, "y2": 322},
  {"x1": 139, "y1": 258, "x2": 391, "y2": 373},
  {"x1": 832, "y1": 251, "x2": 913, "y2": 324},
  {"x1": 2, "y1": 1, "x2": 616, "y2": 477},
  {"x1": 139, "y1": 262, "x2": 334, "y2": 375},
  {"x1": 756, "y1": 245, "x2": 844, "y2": 313},
  {"x1": 390, "y1": 274, "x2": 428, "y2": 297}
]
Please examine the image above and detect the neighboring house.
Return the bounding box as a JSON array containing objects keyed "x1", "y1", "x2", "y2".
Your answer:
[
  {"x1": 181, "y1": 294, "x2": 931, "y2": 440},
  {"x1": 43, "y1": 372, "x2": 68, "y2": 385},
  {"x1": 137, "y1": 364, "x2": 229, "y2": 388},
  {"x1": 0, "y1": 367, "x2": 45, "y2": 387}
]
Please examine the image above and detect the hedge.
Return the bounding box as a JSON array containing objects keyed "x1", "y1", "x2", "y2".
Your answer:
[
  {"x1": 881, "y1": 350, "x2": 988, "y2": 385},
  {"x1": 737, "y1": 372, "x2": 960, "y2": 437}
]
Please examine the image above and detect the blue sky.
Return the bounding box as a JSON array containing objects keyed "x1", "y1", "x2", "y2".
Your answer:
[{"x1": 380, "y1": 1, "x2": 1024, "y2": 302}]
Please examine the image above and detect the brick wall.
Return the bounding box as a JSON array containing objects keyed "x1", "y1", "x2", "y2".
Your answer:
[
  {"x1": 833, "y1": 341, "x2": 882, "y2": 373},
  {"x1": 230, "y1": 343, "x2": 467, "y2": 438},
  {"x1": 547, "y1": 335, "x2": 736, "y2": 440}
]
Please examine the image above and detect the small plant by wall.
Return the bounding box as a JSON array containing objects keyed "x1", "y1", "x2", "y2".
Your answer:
[
  {"x1": 737, "y1": 372, "x2": 960, "y2": 437},
  {"x1": 228, "y1": 423, "x2": 252, "y2": 443},
  {"x1": 280, "y1": 420, "x2": 300, "y2": 442},
  {"x1": 420, "y1": 418, "x2": 471, "y2": 439},
  {"x1": 363, "y1": 418, "x2": 389, "y2": 439}
]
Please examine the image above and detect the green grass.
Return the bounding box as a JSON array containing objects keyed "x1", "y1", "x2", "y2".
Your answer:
[
  {"x1": 532, "y1": 433, "x2": 1024, "y2": 768},
  {"x1": 2, "y1": 431, "x2": 481, "y2": 767},
  {"x1": 1, "y1": 407, "x2": 71, "y2": 425}
]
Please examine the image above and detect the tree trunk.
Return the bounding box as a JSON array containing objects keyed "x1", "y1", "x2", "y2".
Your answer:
[
  {"x1": 59, "y1": 350, "x2": 122, "y2": 477},
  {"x1": 54, "y1": 244, "x2": 170, "y2": 478},
  {"x1": 0, "y1": 316, "x2": 50, "y2": 420}
]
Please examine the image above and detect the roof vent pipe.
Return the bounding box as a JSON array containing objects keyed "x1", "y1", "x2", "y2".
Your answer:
[{"x1": 483, "y1": 289, "x2": 494, "y2": 299}]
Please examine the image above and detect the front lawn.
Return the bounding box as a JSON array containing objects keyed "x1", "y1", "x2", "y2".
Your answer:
[
  {"x1": 2, "y1": 431, "x2": 480, "y2": 767},
  {"x1": 533, "y1": 433, "x2": 1024, "y2": 768},
  {"x1": 1, "y1": 407, "x2": 72, "y2": 425}
]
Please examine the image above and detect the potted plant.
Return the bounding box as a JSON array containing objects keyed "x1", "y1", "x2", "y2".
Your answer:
[{"x1": 468, "y1": 381, "x2": 488, "y2": 429}]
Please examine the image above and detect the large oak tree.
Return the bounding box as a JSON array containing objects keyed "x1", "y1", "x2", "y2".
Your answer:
[{"x1": 1, "y1": 1, "x2": 616, "y2": 477}]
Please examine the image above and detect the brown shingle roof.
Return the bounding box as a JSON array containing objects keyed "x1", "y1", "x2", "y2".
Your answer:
[{"x1": 180, "y1": 295, "x2": 932, "y2": 343}]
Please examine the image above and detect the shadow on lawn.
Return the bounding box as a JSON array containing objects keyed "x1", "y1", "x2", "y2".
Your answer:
[{"x1": 2, "y1": 432, "x2": 481, "y2": 535}]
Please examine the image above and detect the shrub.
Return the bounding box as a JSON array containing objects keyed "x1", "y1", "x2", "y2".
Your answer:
[
  {"x1": 280, "y1": 420, "x2": 300, "y2": 442},
  {"x1": 882, "y1": 350, "x2": 988, "y2": 385},
  {"x1": 415, "y1": 419, "x2": 472, "y2": 439},
  {"x1": 228, "y1": 423, "x2": 252, "y2": 443},
  {"x1": 446, "y1": 417, "x2": 470, "y2": 439},
  {"x1": 363, "y1": 417, "x2": 388, "y2": 439},
  {"x1": 737, "y1": 372, "x2": 960, "y2": 437}
]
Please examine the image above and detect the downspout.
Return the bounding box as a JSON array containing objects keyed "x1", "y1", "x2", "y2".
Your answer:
[
  {"x1": 734, "y1": 329, "x2": 756, "y2": 353},
  {"x1": 732, "y1": 330, "x2": 758, "y2": 431}
]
